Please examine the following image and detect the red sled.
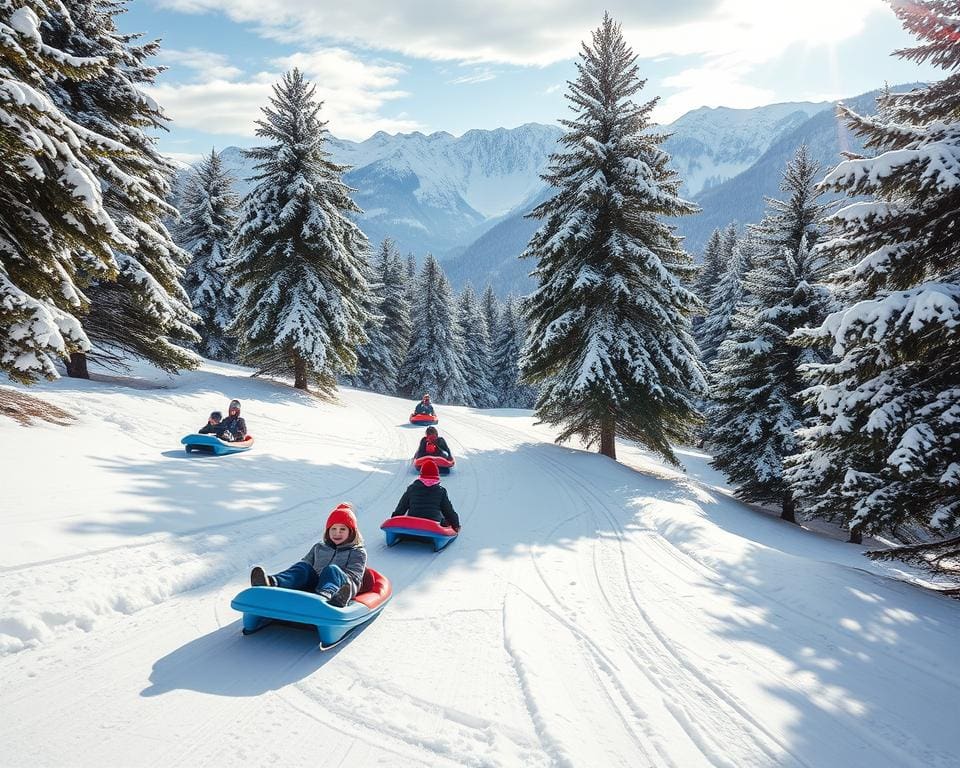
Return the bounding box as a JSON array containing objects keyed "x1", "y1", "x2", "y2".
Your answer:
[
  {"x1": 409, "y1": 412, "x2": 438, "y2": 425},
  {"x1": 381, "y1": 516, "x2": 457, "y2": 551},
  {"x1": 413, "y1": 453, "x2": 457, "y2": 475}
]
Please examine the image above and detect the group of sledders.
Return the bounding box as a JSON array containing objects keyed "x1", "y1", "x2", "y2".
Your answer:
[
  {"x1": 181, "y1": 399, "x2": 253, "y2": 454},
  {"x1": 230, "y1": 394, "x2": 460, "y2": 648}
]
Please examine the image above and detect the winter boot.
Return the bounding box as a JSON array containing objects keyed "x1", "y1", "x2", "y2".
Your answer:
[
  {"x1": 250, "y1": 566, "x2": 274, "y2": 587},
  {"x1": 328, "y1": 582, "x2": 352, "y2": 608}
]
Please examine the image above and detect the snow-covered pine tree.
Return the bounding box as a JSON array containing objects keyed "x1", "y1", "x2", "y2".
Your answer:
[
  {"x1": 493, "y1": 296, "x2": 537, "y2": 408},
  {"x1": 788, "y1": 1, "x2": 960, "y2": 544},
  {"x1": 42, "y1": 0, "x2": 198, "y2": 378},
  {"x1": 397, "y1": 254, "x2": 469, "y2": 403},
  {"x1": 698, "y1": 228, "x2": 754, "y2": 365},
  {"x1": 692, "y1": 228, "x2": 725, "y2": 313},
  {"x1": 708, "y1": 146, "x2": 834, "y2": 522},
  {"x1": 521, "y1": 13, "x2": 704, "y2": 462},
  {"x1": 229, "y1": 69, "x2": 371, "y2": 395},
  {"x1": 346, "y1": 261, "x2": 394, "y2": 394},
  {"x1": 403, "y1": 252, "x2": 417, "y2": 315},
  {"x1": 456, "y1": 284, "x2": 494, "y2": 407},
  {"x1": 178, "y1": 148, "x2": 238, "y2": 360},
  {"x1": 481, "y1": 284, "x2": 502, "y2": 344},
  {"x1": 0, "y1": 0, "x2": 123, "y2": 383},
  {"x1": 380, "y1": 239, "x2": 412, "y2": 388}
]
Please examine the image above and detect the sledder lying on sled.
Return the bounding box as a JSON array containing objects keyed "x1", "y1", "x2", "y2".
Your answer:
[
  {"x1": 231, "y1": 568, "x2": 392, "y2": 649},
  {"x1": 181, "y1": 433, "x2": 254, "y2": 455},
  {"x1": 381, "y1": 516, "x2": 458, "y2": 552}
]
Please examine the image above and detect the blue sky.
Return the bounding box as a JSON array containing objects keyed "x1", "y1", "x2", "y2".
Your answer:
[{"x1": 120, "y1": 0, "x2": 942, "y2": 161}]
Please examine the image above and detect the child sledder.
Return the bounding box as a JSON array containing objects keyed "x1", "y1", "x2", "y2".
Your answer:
[
  {"x1": 413, "y1": 426, "x2": 455, "y2": 474},
  {"x1": 381, "y1": 459, "x2": 460, "y2": 551},
  {"x1": 232, "y1": 503, "x2": 393, "y2": 649}
]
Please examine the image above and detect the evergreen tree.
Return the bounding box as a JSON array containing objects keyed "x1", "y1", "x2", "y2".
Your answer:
[
  {"x1": 348, "y1": 238, "x2": 407, "y2": 392},
  {"x1": 382, "y1": 240, "x2": 412, "y2": 387},
  {"x1": 698, "y1": 229, "x2": 753, "y2": 365},
  {"x1": 708, "y1": 146, "x2": 833, "y2": 522},
  {"x1": 347, "y1": 258, "x2": 395, "y2": 393},
  {"x1": 456, "y1": 284, "x2": 494, "y2": 407},
  {"x1": 692, "y1": 228, "x2": 725, "y2": 313},
  {"x1": 481, "y1": 284, "x2": 502, "y2": 344},
  {"x1": 493, "y1": 296, "x2": 537, "y2": 408},
  {"x1": 397, "y1": 254, "x2": 469, "y2": 403},
  {"x1": 229, "y1": 69, "x2": 371, "y2": 395},
  {"x1": 521, "y1": 14, "x2": 704, "y2": 462},
  {"x1": 0, "y1": 0, "x2": 122, "y2": 383},
  {"x1": 43, "y1": 0, "x2": 198, "y2": 378},
  {"x1": 403, "y1": 252, "x2": 417, "y2": 319},
  {"x1": 788, "y1": 2, "x2": 960, "y2": 543},
  {"x1": 178, "y1": 148, "x2": 238, "y2": 360}
]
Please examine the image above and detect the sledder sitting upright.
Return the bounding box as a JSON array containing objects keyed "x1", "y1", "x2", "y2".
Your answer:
[
  {"x1": 198, "y1": 411, "x2": 224, "y2": 437},
  {"x1": 415, "y1": 426, "x2": 452, "y2": 462},
  {"x1": 219, "y1": 399, "x2": 247, "y2": 442},
  {"x1": 392, "y1": 459, "x2": 460, "y2": 531},
  {"x1": 413, "y1": 394, "x2": 435, "y2": 416},
  {"x1": 250, "y1": 503, "x2": 367, "y2": 607}
]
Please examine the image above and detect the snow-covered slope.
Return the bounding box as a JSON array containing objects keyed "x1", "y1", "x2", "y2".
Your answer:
[{"x1": 2, "y1": 362, "x2": 959, "y2": 766}]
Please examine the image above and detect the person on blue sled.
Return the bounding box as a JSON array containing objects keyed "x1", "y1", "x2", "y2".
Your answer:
[
  {"x1": 218, "y1": 398, "x2": 247, "y2": 442},
  {"x1": 198, "y1": 411, "x2": 224, "y2": 437},
  {"x1": 392, "y1": 458, "x2": 461, "y2": 531},
  {"x1": 415, "y1": 426, "x2": 453, "y2": 472},
  {"x1": 413, "y1": 393, "x2": 435, "y2": 416},
  {"x1": 250, "y1": 503, "x2": 367, "y2": 607}
]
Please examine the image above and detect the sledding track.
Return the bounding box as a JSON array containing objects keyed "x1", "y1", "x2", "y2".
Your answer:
[{"x1": 2, "y1": 368, "x2": 960, "y2": 767}]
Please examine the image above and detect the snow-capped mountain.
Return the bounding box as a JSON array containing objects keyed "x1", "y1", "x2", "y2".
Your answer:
[
  {"x1": 662, "y1": 101, "x2": 830, "y2": 197},
  {"x1": 209, "y1": 124, "x2": 563, "y2": 258}
]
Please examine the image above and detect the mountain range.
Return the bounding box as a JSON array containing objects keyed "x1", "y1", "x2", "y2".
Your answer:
[{"x1": 188, "y1": 85, "x2": 909, "y2": 296}]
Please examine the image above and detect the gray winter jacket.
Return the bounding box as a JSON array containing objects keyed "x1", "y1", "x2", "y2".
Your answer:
[{"x1": 300, "y1": 538, "x2": 367, "y2": 597}]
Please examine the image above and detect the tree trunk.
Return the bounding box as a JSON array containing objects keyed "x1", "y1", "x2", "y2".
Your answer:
[
  {"x1": 293, "y1": 354, "x2": 308, "y2": 391},
  {"x1": 848, "y1": 527, "x2": 863, "y2": 545},
  {"x1": 65, "y1": 352, "x2": 89, "y2": 379},
  {"x1": 599, "y1": 414, "x2": 616, "y2": 460},
  {"x1": 781, "y1": 489, "x2": 798, "y2": 524}
]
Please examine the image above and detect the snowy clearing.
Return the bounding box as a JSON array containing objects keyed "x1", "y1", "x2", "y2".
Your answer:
[{"x1": 1, "y1": 360, "x2": 958, "y2": 767}]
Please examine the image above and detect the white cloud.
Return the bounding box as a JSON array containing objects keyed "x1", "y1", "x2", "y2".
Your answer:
[
  {"x1": 158, "y1": 48, "x2": 242, "y2": 80},
  {"x1": 156, "y1": 0, "x2": 889, "y2": 128},
  {"x1": 146, "y1": 48, "x2": 425, "y2": 140}
]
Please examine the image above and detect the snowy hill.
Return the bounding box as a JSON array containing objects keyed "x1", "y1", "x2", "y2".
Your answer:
[{"x1": 2, "y1": 362, "x2": 959, "y2": 766}]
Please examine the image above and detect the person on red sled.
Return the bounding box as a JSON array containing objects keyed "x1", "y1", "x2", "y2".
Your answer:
[
  {"x1": 413, "y1": 393, "x2": 435, "y2": 416},
  {"x1": 391, "y1": 458, "x2": 460, "y2": 532},
  {"x1": 415, "y1": 426, "x2": 453, "y2": 463},
  {"x1": 218, "y1": 399, "x2": 247, "y2": 442}
]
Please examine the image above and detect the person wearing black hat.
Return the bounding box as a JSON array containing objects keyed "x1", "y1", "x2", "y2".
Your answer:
[
  {"x1": 198, "y1": 411, "x2": 225, "y2": 437},
  {"x1": 391, "y1": 458, "x2": 460, "y2": 531},
  {"x1": 218, "y1": 399, "x2": 247, "y2": 442}
]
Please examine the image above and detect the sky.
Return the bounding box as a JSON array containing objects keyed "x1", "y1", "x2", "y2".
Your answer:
[{"x1": 119, "y1": 0, "x2": 943, "y2": 161}]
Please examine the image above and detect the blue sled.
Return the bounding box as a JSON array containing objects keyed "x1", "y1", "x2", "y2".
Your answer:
[
  {"x1": 231, "y1": 568, "x2": 392, "y2": 648},
  {"x1": 181, "y1": 433, "x2": 254, "y2": 455}
]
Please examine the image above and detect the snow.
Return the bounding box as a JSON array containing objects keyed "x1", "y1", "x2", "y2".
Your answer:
[{"x1": 2, "y1": 359, "x2": 959, "y2": 766}]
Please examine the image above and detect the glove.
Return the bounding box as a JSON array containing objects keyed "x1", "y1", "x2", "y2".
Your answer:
[{"x1": 221, "y1": 430, "x2": 234, "y2": 442}]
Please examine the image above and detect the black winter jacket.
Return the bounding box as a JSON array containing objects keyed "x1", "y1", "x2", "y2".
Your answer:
[
  {"x1": 218, "y1": 414, "x2": 247, "y2": 441},
  {"x1": 198, "y1": 422, "x2": 225, "y2": 437},
  {"x1": 414, "y1": 402, "x2": 435, "y2": 415},
  {"x1": 415, "y1": 436, "x2": 452, "y2": 460},
  {"x1": 392, "y1": 480, "x2": 460, "y2": 529}
]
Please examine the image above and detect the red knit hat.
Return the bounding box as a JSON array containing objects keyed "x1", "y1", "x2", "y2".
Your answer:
[
  {"x1": 418, "y1": 459, "x2": 440, "y2": 481},
  {"x1": 326, "y1": 503, "x2": 357, "y2": 533}
]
